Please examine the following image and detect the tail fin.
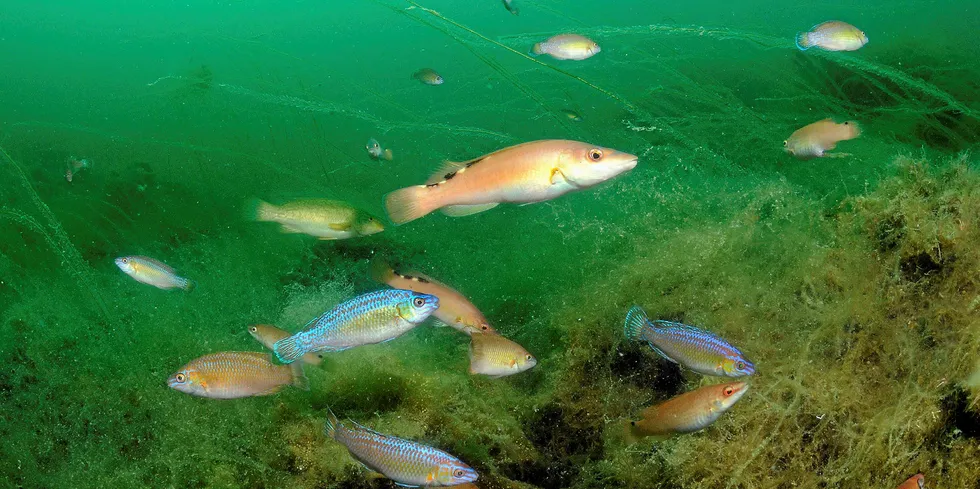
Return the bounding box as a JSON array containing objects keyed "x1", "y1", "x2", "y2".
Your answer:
[
  {"x1": 324, "y1": 408, "x2": 340, "y2": 439},
  {"x1": 273, "y1": 335, "x2": 307, "y2": 364},
  {"x1": 179, "y1": 277, "x2": 196, "y2": 292},
  {"x1": 624, "y1": 305, "x2": 649, "y2": 340},
  {"x1": 290, "y1": 362, "x2": 309, "y2": 391},
  {"x1": 369, "y1": 257, "x2": 396, "y2": 285},
  {"x1": 530, "y1": 43, "x2": 543, "y2": 56},
  {"x1": 795, "y1": 32, "x2": 810, "y2": 51},
  {"x1": 384, "y1": 185, "x2": 437, "y2": 225},
  {"x1": 247, "y1": 198, "x2": 275, "y2": 222}
]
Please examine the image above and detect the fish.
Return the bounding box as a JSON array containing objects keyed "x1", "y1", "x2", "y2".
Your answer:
[
  {"x1": 624, "y1": 306, "x2": 754, "y2": 377},
  {"x1": 469, "y1": 332, "x2": 536, "y2": 378},
  {"x1": 384, "y1": 140, "x2": 637, "y2": 225},
  {"x1": 562, "y1": 109, "x2": 582, "y2": 122},
  {"x1": 502, "y1": 0, "x2": 519, "y2": 15},
  {"x1": 783, "y1": 118, "x2": 861, "y2": 159},
  {"x1": 367, "y1": 138, "x2": 394, "y2": 162},
  {"x1": 273, "y1": 289, "x2": 439, "y2": 364},
  {"x1": 627, "y1": 382, "x2": 749, "y2": 440},
  {"x1": 370, "y1": 259, "x2": 497, "y2": 335},
  {"x1": 115, "y1": 255, "x2": 194, "y2": 291},
  {"x1": 251, "y1": 198, "x2": 385, "y2": 240},
  {"x1": 167, "y1": 351, "x2": 308, "y2": 399},
  {"x1": 531, "y1": 34, "x2": 601, "y2": 61},
  {"x1": 796, "y1": 21, "x2": 868, "y2": 52},
  {"x1": 896, "y1": 474, "x2": 925, "y2": 489},
  {"x1": 248, "y1": 324, "x2": 324, "y2": 366},
  {"x1": 325, "y1": 409, "x2": 478, "y2": 487},
  {"x1": 413, "y1": 68, "x2": 444, "y2": 86}
]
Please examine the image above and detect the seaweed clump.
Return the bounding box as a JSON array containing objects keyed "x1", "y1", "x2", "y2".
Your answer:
[{"x1": 537, "y1": 155, "x2": 980, "y2": 488}]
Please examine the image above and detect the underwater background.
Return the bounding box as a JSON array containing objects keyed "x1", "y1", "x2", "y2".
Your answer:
[{"x1": 2, "y1": 1, "x2": 980, "y2": 488}]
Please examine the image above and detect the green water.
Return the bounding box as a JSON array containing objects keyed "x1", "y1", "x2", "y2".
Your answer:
[{"x1": 2, "y1": 1, "x2": 980, "y2": 488}]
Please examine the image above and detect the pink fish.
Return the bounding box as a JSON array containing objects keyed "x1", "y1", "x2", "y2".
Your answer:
[{"x1": 384, "y1": 140, "x2": 637, "y2": 225}]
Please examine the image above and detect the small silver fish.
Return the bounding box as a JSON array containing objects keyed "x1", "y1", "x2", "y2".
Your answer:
[
  {"x1": 366, "y1": 138, "x2": 393, "y2": 161},
  {"x1": 502, "y1": 0, "x2": 519, "y2": 15},
  {"x1": 115, "y1": 255, "x2": 194, "y2": 291},
  {"x1": 531, "y1": 34, "x2": 601, "y2": 61}
]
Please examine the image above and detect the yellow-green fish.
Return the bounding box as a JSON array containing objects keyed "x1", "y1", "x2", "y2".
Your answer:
[
  {"x1": 251, "y1": 198, "x2": 384, "y2": 240},
  {"x1": 248, "y1": 324, "x2": 324, "y2": 366},
  {"x1": 796, "y1": 21, "x2": 868, "y2": 52},
  {"x1": 325, "y1": 409, "x2": 478, "y2": 487},
  {"x1": 167, "y1": 351, "x2": 308, "y2": 399},
  {"x1": 469, "y1": 332, "x2": 536, "y2": 378},
  {"x1": 370, "y1": 259, "x2": 497, "y2": 335},
  {"x1": 384, "y1": 140, "x2": 637, "y2": 225},
  {"x1": 783, "y1": 118, "x2": 861, "y2": 159},
  {"x1": 627, "y1": 382, "x2": 748, "y2": 440},
  {"x1": 562, "y1": 109, "x2": 582, "y2": 122},
  {"x1": 531, "y1": 34, "x2": 601, "y2": 60},
  {"x1": 413, "y1": 68, "x2": 444, "y2": 86},
  {"x1": 114, "y1": 255, "x2": 194, "y2": 291}
]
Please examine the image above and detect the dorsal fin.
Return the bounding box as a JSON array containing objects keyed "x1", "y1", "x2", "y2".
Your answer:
[{"x1": 425, "y1": 160, "x2": 473, "y2": 186}]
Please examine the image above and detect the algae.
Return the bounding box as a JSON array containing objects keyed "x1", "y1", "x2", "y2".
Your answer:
[{"x1": 2, "y1": 1, "x2": 980, "y2": 488}]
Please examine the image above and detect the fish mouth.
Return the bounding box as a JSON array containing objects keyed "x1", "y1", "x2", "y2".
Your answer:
[{"x1": 456, "y1": 467, "x2": 479, "y2": 483}]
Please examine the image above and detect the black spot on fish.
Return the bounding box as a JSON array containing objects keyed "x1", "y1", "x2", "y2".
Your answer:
[{"x1": 443, "y1": 170, "x2": 458, "y2": 180}]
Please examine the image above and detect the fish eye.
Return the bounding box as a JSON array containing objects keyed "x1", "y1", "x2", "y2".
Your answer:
[
  {"x1": 249, "y1": 326, "x2": 257, "y2": 333},
  {"x1": 121, "y1": 257, "x2": 129, "y2": 264},
  {"x1": 843, "y1": 121, "x2": 850, "y2": 125},
  {"x1": 481, "y1": 324, "x2": 489, "y2": 331},
  {"x1": 724, "y1": 386, "x2": 734, "y2": 396},
  {"x1": 782, "y1": 140, "x2": 788, "y2": 147},
  {"x1": 413, "y1": 297, "x2": 425, "y2": 307},
  {"x1": 736, "y1": 361, "x2": 745, "y2": 370},
  {"x1": 453, "y1": 468, "x2": 464, "y2": 478},
  {"x1": 525, "y1": 354, "x2": 533, "y2": 360},
  {"x1": 175, "y1": 373, "x2": 186, "y2": 383},
  {"x1": 588, "y1": 149, "x2": 603, "y2": 161}
]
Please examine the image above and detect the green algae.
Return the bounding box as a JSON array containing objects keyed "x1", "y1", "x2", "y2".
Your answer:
[{"x1": 2, "y1": 1, "x2": 980, "y2": 488}]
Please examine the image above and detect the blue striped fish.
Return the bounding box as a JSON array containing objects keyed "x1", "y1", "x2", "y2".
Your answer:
[
  {"x1": 325, "y1": 409, "x2": 478, "y2": 487},
  {"x1": 273, "y1": 289, "x2": 439, "y2": 364},
  {"x1": 624, "y1": 305, "x2": 755, "y2": 377}
]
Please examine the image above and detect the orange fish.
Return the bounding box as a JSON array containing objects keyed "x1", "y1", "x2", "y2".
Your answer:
[
  {"x1": 384, "y1": 140, "x2": 637, "y2": 225},
  {"x1": 896, "y1": 474, "x2": 925, "y2": 489},
  {"x1": 783, "y1": 118, "x2": 861, "y2": 159},
  {"x1": 167, "y1": 351, "x2": 308, "y2": 399},
  {"x1": 627, "y1": 382, "x2": 748, "y2": 440},
  {"x1": 370, "y1": 259, "x2": 497, "y2": 335}
]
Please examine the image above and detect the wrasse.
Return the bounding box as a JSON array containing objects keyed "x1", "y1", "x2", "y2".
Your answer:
[
  {"x1": 370, "y1": 259, "x2": 496, "y2": 335},
  {"x1": 115, "y1": 255, "x2": 194, "y2": 291},
  {"x1": 796, "y1": 21, "x2": 868, "y2": 52},
  {"x1": 384, "y1": 140, "x2": 637, "y2": 225},
  {"x1": 367, "y1": 138, "x2": 394, "y2": 161},
  {"x1": 896, "y1": 474, "x2": 925, "y2": 489},
  {"x1": 625, "y1": 306, "x2": 754, "y2": 377},
  {"x1": 248, "y1": 324, "x2": 323, "y2": 366},
  {"x1": 167, "y1": 351, "x2": 308, "y2": 399},
  {"x1": 273, "y1": 289, "x2": 439, "y2": 364},
  {"x1": 325, "y1": 409, "x2": 478, "y2": 487},
  {"x1": 251, "y1": 198, "x2": 384, "y2": 240},
  {"x1": 627, "y1": 382, "x2": 749, "y2": 440},
  {"x1": 783, "y1": 119, "x2": 861, "y2": 160},
  {"x1": 531, "y1": 34, "x2": 601, "y2": 60},
  {"x1": 413, "y1": 68, "x2": 444, "y2": 86},
  {"x1": 469, "y1": 332, "x2": 536, "y2": 378}
]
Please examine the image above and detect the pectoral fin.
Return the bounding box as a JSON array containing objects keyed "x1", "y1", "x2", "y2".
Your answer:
[
  {"x1": 328, "y1": 222, "x2": 351, "y2": 231},
  {"x1": 441, "y1": 203, "x2": 499, "y2": 217},
  {"x1": 550, "y1": 167, "x2": 567, "y2": 185}
]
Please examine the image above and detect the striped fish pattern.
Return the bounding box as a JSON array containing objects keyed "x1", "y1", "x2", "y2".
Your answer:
[
  {"x1": 273, "y1": 289, "x2": 439, "y2": 364},
  {"x1": 624, "y1": 305, "x2": 755, "y2": 377},
  {"x1": 325, "y1": 409, "x2": 478, "y2": 487}
]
